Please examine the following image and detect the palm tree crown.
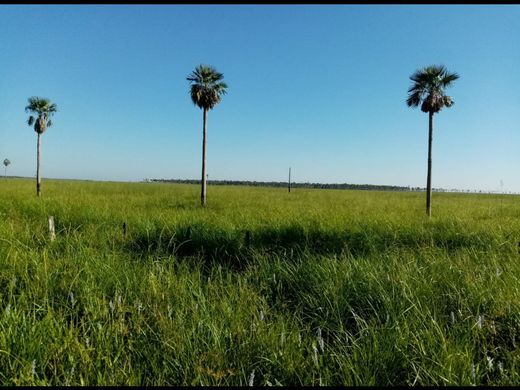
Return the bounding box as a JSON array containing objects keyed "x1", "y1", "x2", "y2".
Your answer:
[
  {"x1": 187, "y1": 65, "x2": 228, "y2": 110},
  {"x1": 25, "y1": 97, "x2": 57, "y2": 134},
  {"x1": 406, "y1": 65, "x2": 459, "y2": 113}
]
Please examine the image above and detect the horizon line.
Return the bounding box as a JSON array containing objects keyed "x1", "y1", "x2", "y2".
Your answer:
[{"x1": 3, "y1": 175, "x2": 518, "y2": 195}]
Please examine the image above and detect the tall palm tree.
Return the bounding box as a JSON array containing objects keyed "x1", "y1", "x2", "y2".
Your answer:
[
  {"x1": 187, "y1": 65, "x2": 228, "y2": 206},
  {"x1": 406, "y1": 65, "x2": 459, "y2": 217},
  {"x1": 25, "y1": 97, "x2": 57, "y2": 197},
  {"x1": 3, "y1": 158, "x2": 10, "y2": 177}
]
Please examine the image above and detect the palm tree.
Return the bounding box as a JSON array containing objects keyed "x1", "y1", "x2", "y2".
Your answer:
[
  {"x1": 187, "y1": 65, "x2": 228, "y2": 207},
  {"x1": 3, "y1": 158, "x2": 10, "y2": 177},
  {"x1": 25, "y1": 97, "x2": 57, "y2": 197},
  {"x1": 406, "y1": 65, "x2": 459, "y2": 217}
]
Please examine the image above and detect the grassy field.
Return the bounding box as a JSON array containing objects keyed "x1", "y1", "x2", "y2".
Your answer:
[{"x1": 1, "y1": 178, "x2": 519, "y2": 385}]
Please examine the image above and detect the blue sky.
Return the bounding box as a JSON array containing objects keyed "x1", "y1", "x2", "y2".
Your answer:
[{"x1": 1, "y1": 5, "x2": 519, "y2": 192}]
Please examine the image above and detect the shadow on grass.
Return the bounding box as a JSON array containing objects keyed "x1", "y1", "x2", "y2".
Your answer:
[{"x1": 124, "y1": 221, "x2": 501, "y2": 269}]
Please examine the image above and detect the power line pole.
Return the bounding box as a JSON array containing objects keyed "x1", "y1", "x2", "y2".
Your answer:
[{"x1": 288, "y1": 167, "x2": 291, "y2": 193}]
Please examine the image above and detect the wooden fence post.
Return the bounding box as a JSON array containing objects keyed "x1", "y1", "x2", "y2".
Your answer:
[{"x1": 48, "y1": 216, "x2": 56, "y2": 242}]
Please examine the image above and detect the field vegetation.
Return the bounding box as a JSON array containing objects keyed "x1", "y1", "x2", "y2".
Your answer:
[{"x1": 1, "y1": 178, "x2": 519, "y2": 385}]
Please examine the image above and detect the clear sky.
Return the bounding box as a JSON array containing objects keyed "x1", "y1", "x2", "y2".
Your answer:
[{"x1": 1, "y1": 5, "x2": 519, "y2": 192}]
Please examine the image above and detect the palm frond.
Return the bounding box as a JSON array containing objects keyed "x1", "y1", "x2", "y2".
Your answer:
[
  {"x1": 406, "y1": 91, "x2": 423, "y2": 108},
  {"x1": 406, "y1": 65, "x2": 458, "y2": 113},
  {"x1": 25, "y1": 97, "x2": 58, "y2": 116},
  {"x1": 48, "y1": 103, "x2": 58, "y2": 113},
  {"x1": 187, "y1": 64, "x2": 228, "y2": 110},
  {"x1": 443, "y1": 96, "x2": 454, "y2": 107},
  {"x1": 441, "y1": 72, "x2": 460, "y2": 87}
]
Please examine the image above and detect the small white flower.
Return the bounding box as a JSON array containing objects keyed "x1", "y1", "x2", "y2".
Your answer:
[
  {"x1": 31, "y1": 360, "x2": 36, "y2": 376},
  {"x1": 248, "y1": 369, "x2": 255, "y2": 386},
  {"x1": 109, "y1": 300, "x2": 115, "y2": 314},
  {"x1": 68, "y1": 292, "x2": 75, "y2": 307},
  {"x1": 486, "y1": 356, "x2": 494, "y2": 371},
  {"x1": 312, "y1": 343, "x2": 319, "y2": 366},
  {"x1": 317, "y1": 327, "x2": 324, "y2": 352},
  {"x1": 476, "y1": 315, "x2": 483, "y2": 330},
  {"x1": 489, "y1": 320, "x2": 496, "y2": 334}
]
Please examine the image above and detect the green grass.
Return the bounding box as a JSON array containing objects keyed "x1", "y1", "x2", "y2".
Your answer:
[{"x1": 1, "y1": 178, "x2": 519, "y2": 385}]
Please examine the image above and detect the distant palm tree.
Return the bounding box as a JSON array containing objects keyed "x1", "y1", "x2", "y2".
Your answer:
[
  {"x1": 407, "y1": 65, "x2": 459, "y2": 217},
  {"x1": 3, "y1": 158, "x2": 10, "y2": 177},
  {"x1": 25, "y1": 97, "x2": 57, "y2": 197},
  {"x1": 187, "y1": 65, "x2": 228, "y2": 206}
]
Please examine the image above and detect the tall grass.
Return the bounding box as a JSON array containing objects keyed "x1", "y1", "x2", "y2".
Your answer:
[{"x1": 1, "y1": 178, "x2": 519, "y2": 385}]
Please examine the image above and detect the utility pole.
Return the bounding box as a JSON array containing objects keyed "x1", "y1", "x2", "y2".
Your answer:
[{"x1": 288, "y1": 167, "x2": 291, "y2": 193}]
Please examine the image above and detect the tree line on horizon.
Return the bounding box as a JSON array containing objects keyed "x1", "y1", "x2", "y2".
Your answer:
[
  {"x1": 149, "y1": 178, "x2": 414, "y2": 192},
  {"x1": 19, "y1": 64, "x2": 458, "y2": 217},
  {"x1": 147, "y1": 179, "x2": 515, "y2": 195}
]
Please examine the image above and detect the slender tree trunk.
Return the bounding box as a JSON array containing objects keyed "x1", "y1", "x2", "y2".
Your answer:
[
  {"x1": 426, "y1": 111, "x2": 433, "y2": 217},
  {"x1": 201, "y1": 108, "x2": 208, "y2": 206},
  {"x1": 36, "y1": 133, "x2": 42, "y2": 197}
]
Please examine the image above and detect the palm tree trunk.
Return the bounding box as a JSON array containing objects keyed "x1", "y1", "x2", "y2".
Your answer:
[
  {"x1": 201, "y1": 108, "x2": 208, "y2": 206},
  {"x1": 426, "y1": 111, "x2": 433, "y2": 217},
  {"x1": 36, "y1": 133, "x2": 41, "y2": 197}
]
